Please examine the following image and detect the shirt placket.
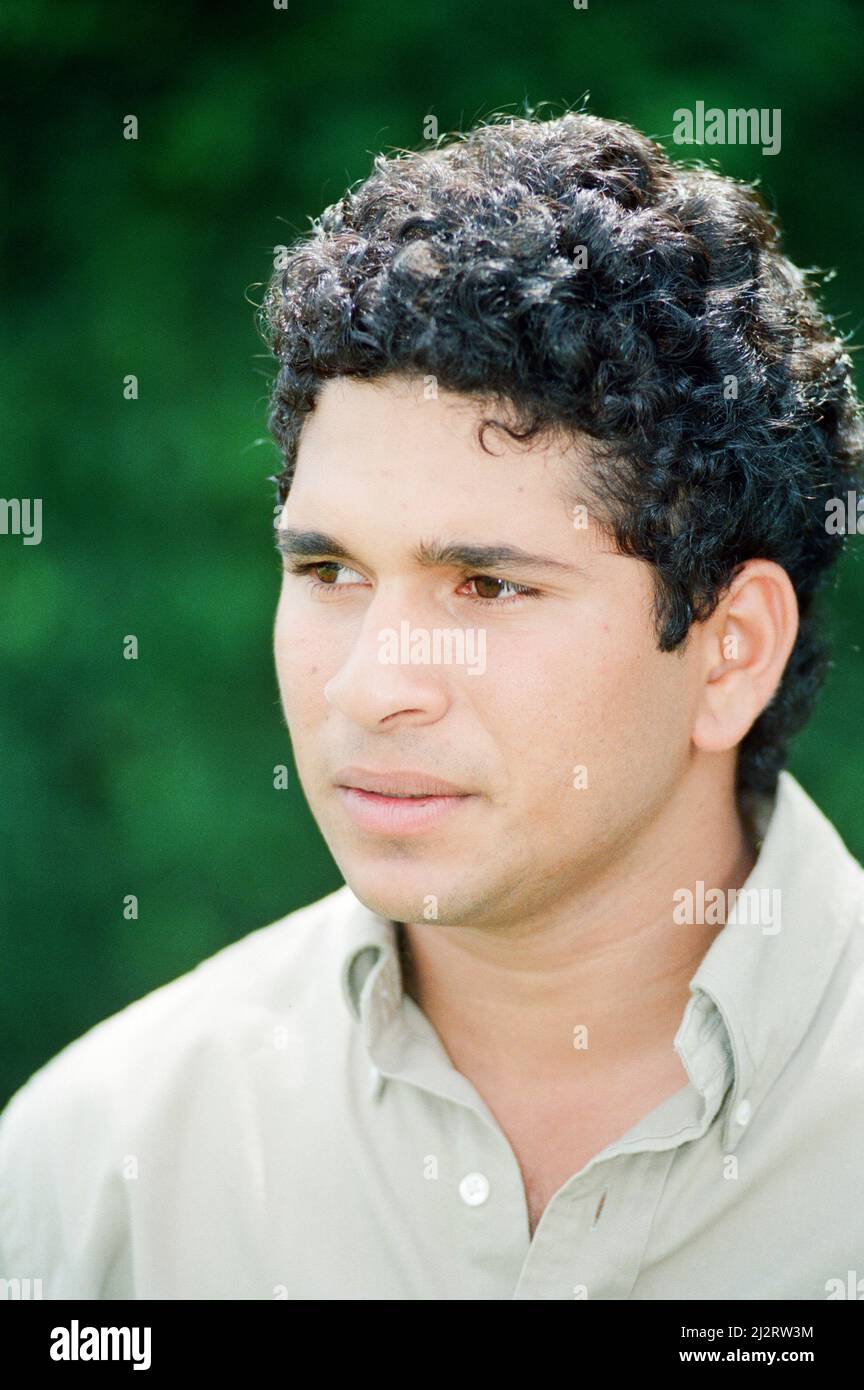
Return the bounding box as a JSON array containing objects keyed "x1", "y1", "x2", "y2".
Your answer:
[
  {"x1": 512, "y1": 1146, "x2": 680, "y2": 1299},
  {"x1": 510, "y1": 994, "x2": 734, "y2": 1298}
]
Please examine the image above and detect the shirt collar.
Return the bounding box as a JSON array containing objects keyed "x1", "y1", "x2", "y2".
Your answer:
[
  {"x1": 338, "y1": 771, "x2": 861, "y2": 1151},
  {"x1": 688, "y1": 770, "x2": 861, "y2": 1149}
]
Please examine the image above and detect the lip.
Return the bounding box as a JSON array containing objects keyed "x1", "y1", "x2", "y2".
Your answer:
[
  {"x1": 333, "y1": 767, "x2": 477, "y2": 835},
  {"x1": 334, "y1": 767, "x2": 471, "y2": 797}
]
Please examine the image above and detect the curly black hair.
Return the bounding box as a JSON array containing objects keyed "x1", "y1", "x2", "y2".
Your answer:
[{"x1": 259, "y1": 110, "x2": 863, "y2": 799}]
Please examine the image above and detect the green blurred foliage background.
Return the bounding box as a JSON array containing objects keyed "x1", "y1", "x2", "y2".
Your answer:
[{"x1": 1, "y1": 0, "x2": 862, "y2": 1104}]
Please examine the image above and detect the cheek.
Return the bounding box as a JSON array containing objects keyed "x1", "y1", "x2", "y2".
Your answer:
[
  {"x1": 576, "y1": 627, "x2": 692, "y2": 778},
  {"x1": 273, "y1": 591, "x2": 331, "y2": 717},
  {"x1": 472, "y1": 628, "x2": 613, "y2": 769},
  {"x1": 490, "y1": 620, "x2": 665, "y2": 774}
]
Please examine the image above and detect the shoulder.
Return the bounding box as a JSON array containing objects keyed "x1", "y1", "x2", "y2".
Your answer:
[
  {"x1": 2, "y1": 883, "x2": 354, "y2": 1122},
  {"x1": 0, "y1": 884, "x2": 356, "y2": 1282},
  {"x1": 772, "y1": 817, "x2": 864, "y2": 1176}
]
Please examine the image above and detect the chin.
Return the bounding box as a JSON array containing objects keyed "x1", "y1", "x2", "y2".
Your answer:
[
  {"x1": 341, "y1": 855, "x2": 499, "y2": 929},
  {"x1": 337, "y1": 861, "x2": 445, "y2": 924}
]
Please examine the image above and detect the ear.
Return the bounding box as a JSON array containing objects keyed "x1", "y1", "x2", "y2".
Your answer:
[{"x1": 692, "y1": 560, "x2": 800, "y2": 755}]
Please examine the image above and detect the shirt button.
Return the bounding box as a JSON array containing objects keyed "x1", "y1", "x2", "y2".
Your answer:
[
  {"x1": 459, "y1": 1172, "x2": 490, "y2": 1206},
  {"x1": 735, "y1": 1098, "x2": 752, "y2": 1126}
]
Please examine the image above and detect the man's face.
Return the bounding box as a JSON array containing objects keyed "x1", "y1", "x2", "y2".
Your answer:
[{"x1": 273, "y1": 375, "x2": 704, "y2": 929}]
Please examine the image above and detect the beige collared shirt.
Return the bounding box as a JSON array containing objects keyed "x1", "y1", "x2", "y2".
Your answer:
[{"x1": 2, "y1": 770, "x2": 863, "y2": 1300}]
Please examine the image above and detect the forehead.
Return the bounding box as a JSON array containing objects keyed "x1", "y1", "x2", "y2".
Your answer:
[{"x1": 286, "y1": 375, "x2": 592, "y2": 538}]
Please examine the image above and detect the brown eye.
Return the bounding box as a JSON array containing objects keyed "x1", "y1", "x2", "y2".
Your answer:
[
  {"x1": 471, "y1": 576, "x2": 507, "y2": 600},
  {"x1": 313, "y1": 562, "x2": 341, "y2": 584}
]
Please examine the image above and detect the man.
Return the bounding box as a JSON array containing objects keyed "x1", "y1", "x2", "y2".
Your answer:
[{"x1": 2, "y1": 111, "x2": 863, "y2": 1300}]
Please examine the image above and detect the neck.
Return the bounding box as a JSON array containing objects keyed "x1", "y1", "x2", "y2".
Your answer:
[{"x1": 397, "y1": 765, "x2": 758, "y2": 1090}]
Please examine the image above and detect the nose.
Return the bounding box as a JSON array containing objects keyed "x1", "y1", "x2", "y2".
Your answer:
[{"x1": 323, "y1": 587, "x2": 454, "y2": 730}]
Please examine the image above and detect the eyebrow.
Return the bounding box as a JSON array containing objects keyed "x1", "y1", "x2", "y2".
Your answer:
[{"x1": 274, "y1": 526, "x2": 586, "y2": 577}]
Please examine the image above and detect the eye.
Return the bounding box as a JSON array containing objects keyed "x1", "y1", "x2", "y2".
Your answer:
[
  {"x1": 287, "y1": 560, "x2": 366, "y2": 591},
  {"x1": 284, "y1": 561, "x2": 540, "y2": 606},
  {"x1": 460, "y1": 575, "x2": 540, "y2": 605}
]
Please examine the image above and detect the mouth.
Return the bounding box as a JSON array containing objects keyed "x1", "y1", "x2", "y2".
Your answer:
[{"x1": 333, "y1": 767, "x2": 477, "y2": 834}]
